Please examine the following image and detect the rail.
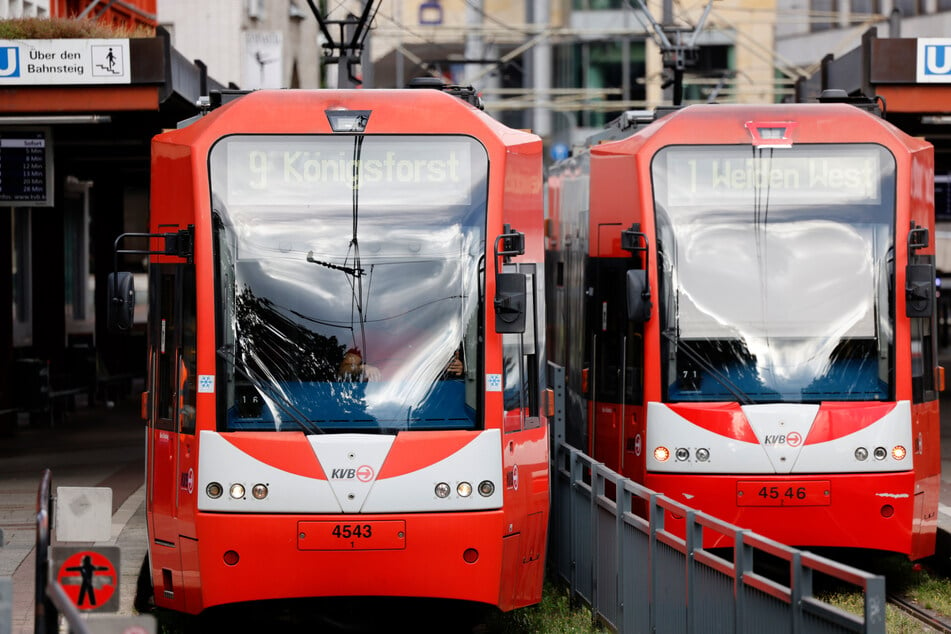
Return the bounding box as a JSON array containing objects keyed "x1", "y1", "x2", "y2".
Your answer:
[
  {"x1": 35, "y1": 468, "x2": 92, "y2": 634},
  {"x1": 546, "y1": 363, "x2": 887, "y2": 634}
]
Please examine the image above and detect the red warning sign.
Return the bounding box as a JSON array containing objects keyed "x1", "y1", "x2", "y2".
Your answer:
[{"x1": 57, "y1": 550, "x2": 117, "y2": 610}]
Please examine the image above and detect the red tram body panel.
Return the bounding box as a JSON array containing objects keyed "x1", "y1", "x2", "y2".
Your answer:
[
  {"x1": 546, "y1": 102, "x2": 940, "y2": 558},
  {"x1": 138, "y1": 88, "x2": 549, "y2": 614}
]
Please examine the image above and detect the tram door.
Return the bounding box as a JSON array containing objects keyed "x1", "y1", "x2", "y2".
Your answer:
[
  {"x1": 147, "y1": 261, "x2": 197, "y2": 544},
  {"x1": 589, "y1": 225, "x2": 645, "y2": 474}
]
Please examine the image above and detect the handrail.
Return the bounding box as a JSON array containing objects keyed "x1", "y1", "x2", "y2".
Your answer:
[
  {"x1": 34, "y1": 468, "x2": 54, "y2": 634},
  {"x1": 35, "y1": 468, "x2": 91, "y2": 634},
  {"x1": 46, "y1": 581, "x2": 91, "y2": 634}
]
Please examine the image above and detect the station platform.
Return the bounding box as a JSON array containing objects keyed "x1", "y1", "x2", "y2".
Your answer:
[
  {"x1": 0, "y1": 393, "x2": 147, "y2": 633},
  {"x1": 3, "y1": 372, "x2": 951, "y2": 633}
]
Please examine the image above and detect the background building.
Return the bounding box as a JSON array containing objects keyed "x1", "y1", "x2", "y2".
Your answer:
[
  {"x1": 0, "y1": 0, "x2": 218, "y2": 434},
  {"x1": 157, "y1": 0, "x2": 783, "y2": 146}
]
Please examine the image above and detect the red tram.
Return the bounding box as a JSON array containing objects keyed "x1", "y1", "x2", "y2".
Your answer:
[
  {"x1": 546, "y1": 97, "x2": 941, "y2": 558},
  {"x1": 111, "y1": 86, "x2": 549, "y2": 613}
]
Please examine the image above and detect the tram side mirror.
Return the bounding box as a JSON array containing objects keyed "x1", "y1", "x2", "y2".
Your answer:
[
  {"x1": 906, "y1": 262, "x2": 936, "y2": 318},
  {"x1": 626, "y1": 269, "x2": 652, "y2": 323},
  {"x1": 107, "y1": 272, "x2": 136, "y2": 332},
  {"x1": 495, "y1": 272, "x2": 527, "y2": 333}
]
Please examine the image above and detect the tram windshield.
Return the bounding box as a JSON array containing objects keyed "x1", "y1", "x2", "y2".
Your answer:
[
  {"x1": 209, "y1": 134, "x2": 488, "y2": 432},
  {"x1": 651, "y1": 144, "x2": 896, "y2": 404}
]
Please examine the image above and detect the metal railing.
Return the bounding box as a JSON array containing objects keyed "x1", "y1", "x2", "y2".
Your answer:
[{"x1": 547, "y1": 363, "x2": 887, "y2": 634}]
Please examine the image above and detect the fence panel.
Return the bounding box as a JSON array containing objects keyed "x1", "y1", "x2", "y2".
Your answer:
[{"x1": 547, "y1": 362, "x2": 886, "y2": 634}]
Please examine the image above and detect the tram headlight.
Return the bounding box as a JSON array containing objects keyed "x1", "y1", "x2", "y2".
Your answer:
[
  {"x1": 675, "y1": 448, "x2": 690, "y2": 462},
  {"x1": 206, "y1": 482, "x2": 223, "y2": 499},
  {"x1": 478, "y1": 480, "x2": 495, "y2": 497},
  {"x1": 435, "y1": 482, "x2": 451, "y2": 498},
  {"x1": 653, "y1": 446, "x2": 670, "y2": 462},
  {"x1": 892, "y1": 445, "x2": 907, "y2": 461},
  {"x1": 695, "y1": 448, "x2": 710, "y2": 462},
  {"x1": 457, "y1": 482, "x2": 473, "y2": 498},
  {"x1": 251, "y1": 484, "x2": 268, "y2": 500},
  {"x1": 873, "y1": 447, "x2": 888, "y2": 461},
  {"x1": 229, "y1": 483, "x2": 245, "y2": 499},
  {"x1": 854, "y1": 447, "x2": 869, "y2": 461}
]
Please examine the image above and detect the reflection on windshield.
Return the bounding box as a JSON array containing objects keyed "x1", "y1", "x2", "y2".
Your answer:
[
  {"x1": 210, "y1": 135, "x2": 489, "y2": 432},
  {"x1": 653, "y1": 144, "x2": 895, "y2": 403}
]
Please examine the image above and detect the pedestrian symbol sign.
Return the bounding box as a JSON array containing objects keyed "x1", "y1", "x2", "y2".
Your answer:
[{"x1": 53, "y1": 546, "x2": 120, "y2": 612}]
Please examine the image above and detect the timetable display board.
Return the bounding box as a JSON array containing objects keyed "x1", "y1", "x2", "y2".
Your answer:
[{"x1": 0, "y1": 127, "x2": 53, "y2": 206}]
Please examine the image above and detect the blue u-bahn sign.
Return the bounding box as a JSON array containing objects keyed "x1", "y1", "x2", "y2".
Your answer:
[{"x1": 917, "y1": 38, "x2": 951, "y2": 82}]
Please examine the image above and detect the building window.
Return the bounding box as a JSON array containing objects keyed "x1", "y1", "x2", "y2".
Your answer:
[
  {"x1": 850, "y1": 0, "x2": 881, "y2": 17},
  {"x1": 572, "y1": 0, "x2": 625, "y2": 8},
  {"x1": 13, "y1": 208, "x2": 32, "y2": 346},
  {"x1": 810, "y1": 0, "x2": 837, "y2": 32},
  {"x1": 894, "y1": 0, "x2": 921, "y2": 16}
]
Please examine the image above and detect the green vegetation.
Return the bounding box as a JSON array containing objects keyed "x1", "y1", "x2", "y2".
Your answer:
[
  {"x1": 488, "y1": 580, "x2": 605, "y2": 633},
  {"x1": 0, "y1": 17, "x2": 153, "y2": 39},
  {"x1": 818, "y1": 555, "x2": 951, "y2": 633}
]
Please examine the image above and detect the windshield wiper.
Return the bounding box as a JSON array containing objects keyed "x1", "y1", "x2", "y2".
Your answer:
[
  {"x1": 217, "y1": 345, "x2": 324, "y2": 435},
  {"x1": 661, "y1": 330, "x2": 755, "y2": 406},
  {"x1": 306, "y1": 251, "x2": 365, "y2": 277}
]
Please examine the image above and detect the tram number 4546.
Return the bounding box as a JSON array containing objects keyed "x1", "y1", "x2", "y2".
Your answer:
[
  {"x1": 737, "y1": 480, "x2": 831, "y2": 507},
  {"x1": 759, "y1": 486, "x2": 806, "y2": 501}
]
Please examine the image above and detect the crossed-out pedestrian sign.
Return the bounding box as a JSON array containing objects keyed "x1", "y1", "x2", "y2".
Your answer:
[{"x1": 53, "y1": 546, "x2": 120, "y2": 612}]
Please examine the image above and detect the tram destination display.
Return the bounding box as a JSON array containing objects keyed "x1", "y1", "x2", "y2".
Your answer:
[{"x1": 0, "y1": 127, "x2": 52, "y2": 206}]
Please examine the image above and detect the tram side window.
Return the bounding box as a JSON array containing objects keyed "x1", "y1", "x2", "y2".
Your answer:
[
  {"x1": 180, "y1": 269, "x2": 197, "y2": 434},
  {"x1": 154, "y1": 270, "x2": 177, "y2": 425},
  {"x1": 591, "y1": 258, "x2": 644, "y2": 404},
  {"x1": 152, "y1": 263, "x2": 197, "y2": 432},
  {"x1": 503, "y1": 268, "x2": 541, "y2": 432},
  {"x1": 911, "y1": 316, "x2": 937, "y2": 403}
]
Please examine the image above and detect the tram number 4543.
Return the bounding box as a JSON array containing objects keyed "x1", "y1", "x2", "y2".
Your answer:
[
  {"x1": 737, "y1": 480, "x2": 831, "y2": 507},
  {"x1": 298, "y1": 519, "x2": 406, "y2": 550},
  {"x1": 332, "y1": 523, "x2": 373, "y2": 539}
]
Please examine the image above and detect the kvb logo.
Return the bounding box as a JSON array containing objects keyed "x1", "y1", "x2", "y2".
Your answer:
[
  {"x1": 331, "y1": 465, "x2": 374, "y2": 481},
  {"x1": 0, "y1": 47, "x2": 20, "y2": 78},
  {"x1": 763, "y1": 432, "x2": 803, "y2": 447},
  {"x1": 918, "y1": 39, "x2": 951, "y2": 83}
]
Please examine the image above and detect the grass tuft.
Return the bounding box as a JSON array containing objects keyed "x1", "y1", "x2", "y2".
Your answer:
[
  {"x1": 487, "y1": 580, "x2": 606, "y2": 633},
  {"x1": 0, "y1": 17, "x2": 154, "y2": 39}
]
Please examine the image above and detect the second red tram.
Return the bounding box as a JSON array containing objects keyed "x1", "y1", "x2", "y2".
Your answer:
[
  {"x1": 113, "y1": 86, "x2": 549, "y2": 614},
  {"x1": 546, "y1": 99, "x2": 941, "y2": 558}
]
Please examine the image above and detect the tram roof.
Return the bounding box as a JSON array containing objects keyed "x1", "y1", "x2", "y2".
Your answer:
[
  {"x1": 156, "y1": 88, "x2": 540, "y2": 150},
  {"x1": 590, "y1": 102, "x2": 932, "y2": 156}
]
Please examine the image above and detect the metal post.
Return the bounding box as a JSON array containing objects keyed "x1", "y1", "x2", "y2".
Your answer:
[
  {"x1": 34, "y1": 469, "x2": 56, "y2": 634},
  {"x1": 615, "y1": 478, "x2": 630, "y2": 630},
  {"x1": 361, "y1": 1, "x2": 374, "y2": 88},
  {"x1": 464, "y1": 0, "x2": 484, "y2": 89},
  {"x1": 531, "y1": 0, "x2": 551, "y2": 138}
]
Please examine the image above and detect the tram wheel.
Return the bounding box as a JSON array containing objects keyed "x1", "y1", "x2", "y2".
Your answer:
[{"x1": 133, "y1": 554, "x2": 155, "y2": 613}]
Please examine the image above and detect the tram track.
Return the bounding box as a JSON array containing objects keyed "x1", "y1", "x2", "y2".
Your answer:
[{"x1": 888, "y1": 593, "x2": 951, "y2": 633}]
